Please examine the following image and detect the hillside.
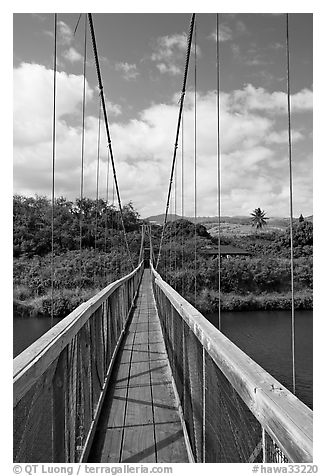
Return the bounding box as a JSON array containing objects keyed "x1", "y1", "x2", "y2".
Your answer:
[{"x1": 145, "y1": 213, "x2": 313, "y2": 237}]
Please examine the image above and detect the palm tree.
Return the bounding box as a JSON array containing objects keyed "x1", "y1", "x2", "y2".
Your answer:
[{"x1": 250, "y1": 207, "x2": 269, "y2": 230}]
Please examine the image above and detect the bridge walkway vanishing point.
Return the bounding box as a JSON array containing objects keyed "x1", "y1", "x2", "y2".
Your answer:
[{"x1": 88, "y1": 269, "x2": 189, "y2": 463}]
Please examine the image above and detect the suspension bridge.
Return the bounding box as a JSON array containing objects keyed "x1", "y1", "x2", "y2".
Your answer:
[{"x1": 13, "y1": 13, "x2": 313, "y2": 463}]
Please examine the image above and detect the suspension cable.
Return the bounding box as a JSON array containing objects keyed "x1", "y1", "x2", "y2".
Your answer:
[
  {"x1": 138, "y1": 224, "x2": 144, "y2": 265},
  {"x1": 94, "y1": 98, "x2": 102, "y2": 281},
  {"x1": 216, "y1": 13, "x2": 222, "y2": 331},
  {"x1": 181, "y1": 113, "x2": 185, "y2": 296},
  {"x1": 286, "y1": 13, "x2": 296, "y2": 395},
  {"x1": 79, "y1": 13, "x2": 87, "y2": 287},
  {"x1": 111, "y1": 175, "x2": 115, "y2": 279},
  {"x1": 169, "y1": 188, "x2": 173, "y2": 277},
  {"x1": 156, "y1": 13, "x2": 196, "y2": 269},
  {"x1": 88, "y1": 13, "x2": 133, "y2": 270},
  {"x1": 50, "y1": 13, "x2": 57, "y2": 328},
  {"x1": 174, "y1": 144, "x2": 177, "y2": 282},
  {"x1": 194, "y1": 19, "x2": 197, "y2": 307},
  {"x1": 105, "y1": 148, "x2": 110, "y2": 256},
  {"x1": 73, "y1": 13, "x2": 82, "y2": 36}
]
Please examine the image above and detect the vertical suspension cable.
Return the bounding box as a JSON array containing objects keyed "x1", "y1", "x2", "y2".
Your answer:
[
  {"x1": 112, "y1": 175, "x2": 115, "y2": 279},
  {"x1": 156, "y1": 13, "x2": 196, "y2": 269},
  {"x1": 286, "y1": 13, "x2": 296, "y2": 395},
  {"x1": 181, "y1": 113, "x2": 185, "y2": 296},
  {"x1": 216, "y1": 13, "x2": 222, "y2": 331},
  {"x1": 169, "y1": 186, "x2": 173, "y2": 279},
  {"x1": 94, "y1": 98, "x2": 101, "y2": 285},
  {"x1": 104, "y1": 147, "x2": 110, "y2": 269},
  {"x1": 174, "y1": 150, "x2": 177, "y2": 284},
  {"x1": 215, "y1": 18, "x2": 222, "y2": 459},
  {"x1": 194, "y1": 19, "x2": 197, "y2": 307},
  {"x1": 79, "y1": 13, "x2": 87, "y2": 287},
  {"x1": 50, "y1": 13, "x2": 57, "y2": 329},
  {"x1": 88, "y1": 13, "x2": 133, "y2": 270}
]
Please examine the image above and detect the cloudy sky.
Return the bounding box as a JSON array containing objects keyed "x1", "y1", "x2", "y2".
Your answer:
[{"x1": 13, "y1": 13, "x2": 313, "y2": 218}]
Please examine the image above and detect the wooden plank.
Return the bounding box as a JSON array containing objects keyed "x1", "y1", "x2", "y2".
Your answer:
[
  {"x1": 134, "y1": 323, "x2": 148, "y2": 333},
  {"x1": 148, "y1": 349, "x2": 166, "y2": 362},
  {"x1": 155, "y1": 422, "x2": 188, "y2": 463},
  {"x1": 130, "y1": 348, "x2": 148, "y2": 364},
  {"x1": 88, "y1": 428, "x2": 123, "y2": 463},
  {"x1": 150, "y1": 361, "x2": 172, "y2": 385},
  {"x1": 128, "y1": 361, "x2": 151, "y2": 387},
  {"x1": 151, "y1": 380, "x2": 180, "y2": 424},
  {"x1": 133, "y1": 330, "x2": 149, "y2": 345},
  {"x1": 118, "y1": 350, "x2": 133, "y2": 365},
  {"x1": 104, "y1": 387, "x2": 128, "y2": 429},
  {"x1": 149, "y1": 341, "x2": 166, "y2": 355},
  {"x1": 148, "y1": 330, "x2": 163, "y2": 342},
  {"x1": 112, "y1": 356, "x2": 131, "y2": 389},
  {"x1": 124, "y1": 384, "x2": 153, "y2": 426},
  {"x1": 121, "y1": 425, "x2": 156, "y2": 463}
]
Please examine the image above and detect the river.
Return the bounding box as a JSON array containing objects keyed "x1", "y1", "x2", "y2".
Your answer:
[
  {"x1": 13, "y1": 309, "x2": 313, "y2": 408},
  {"x1": 13, "y1": 315, "x2": 61, "y2": 358},
  {"x1": 205, "y1": 309, "x2": 313, "y2": 409}
]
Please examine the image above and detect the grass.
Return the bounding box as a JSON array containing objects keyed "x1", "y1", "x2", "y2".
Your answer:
[
  {"x1": 191, "y1": 289, "x2": 313, "y2": 313},
  {"x1": 13, "y1": 287, "x2": 100, "y2": 319}
]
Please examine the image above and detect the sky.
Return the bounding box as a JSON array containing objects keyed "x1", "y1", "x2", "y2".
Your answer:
[{"x1": 13, "y1": 12, "x2": 313, "y2": 218}]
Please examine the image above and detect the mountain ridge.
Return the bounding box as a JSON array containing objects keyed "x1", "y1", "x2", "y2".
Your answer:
[{"x1": 145, "y1": 213, "x2": 313, "y2": 227}]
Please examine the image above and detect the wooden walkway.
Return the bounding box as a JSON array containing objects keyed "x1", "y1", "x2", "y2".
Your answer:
[{"x1": 88, "y1": 269, "x2": 189, "y2": 463}]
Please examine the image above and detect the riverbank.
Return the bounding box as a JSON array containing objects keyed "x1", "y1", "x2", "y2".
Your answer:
[
  {"x1": 14, "y1": 286, "x2": 313, "y2": 320},
  {"x1": 13, "y1": 286, "x2": 99, "y2": 319},
  {"x1": 191, "y1": 289, "x2": 313, "y2": 313}
]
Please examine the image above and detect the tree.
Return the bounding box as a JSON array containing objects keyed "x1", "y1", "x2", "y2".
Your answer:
[
  {"x1": 250, "y1": 208, "x2": 269, "y2": 230},
  {"x1": 299, "y1": 214, "x2": 304, "y2": 222}
]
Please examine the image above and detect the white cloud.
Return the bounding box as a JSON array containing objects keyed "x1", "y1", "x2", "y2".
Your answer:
[
  {"x1": 151, "y1": 33, "x2": 201, "y2": 76},
  {"x1": 58, "y1": 20, "x2": 73, "y2": 45},
  {"x1": 14, "y1": 63, "x2": 93, "y2": 146},
  {"x1": 210, "y1": 24, "x2": 233, "y2": 42},
  {"x1": 265, "y1": 130, "x2": 304, "y2": 144},
  {"x1": 63, "y1": 47, "x2": 83, "y2": 63},
  {"x1": 228, "y1": 84, "x2": 313, "y2": 114},
  {"x1": 115, "y1": 62, "x2": 139, "y2": 80},
  {"x1": 107, "y1": 101, "x2": 122, "y2": 116},
  {"x1": 13, "y1": 64, "x2": 312, "y2": 218}
]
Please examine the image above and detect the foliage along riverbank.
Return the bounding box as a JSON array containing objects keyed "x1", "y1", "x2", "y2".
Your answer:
[
  {"x1": 13, "y1": 195, "x2": 313, "y2": 319},
  {"x1": 193, "y1": 289, "x2": 312, "y2": 313}
]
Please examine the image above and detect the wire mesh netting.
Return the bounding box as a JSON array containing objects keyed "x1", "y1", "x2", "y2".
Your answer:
[
  {"x1": 204, "y1": 352, "x2": 262, "y2": 462},
  {"x1": 13, "y1": 267, "x2": 143, "y2": 463},
  {"x1": 265, "y1": 432, "x2": 289, "y2": 463},
  {"x1": 14, "y1": 358, "x2": 59, "y2": 463}
]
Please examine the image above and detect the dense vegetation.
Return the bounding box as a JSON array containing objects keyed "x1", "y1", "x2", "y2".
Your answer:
[
  {"x1": 13, "y1": 195, "x2": 313, "y2": 318},
  {"x1": 155, "y1": 219, "x2": 312, "y2": 313},
  {"x1": 13, "y1": 195, "x2": 141, "y2": 317}
]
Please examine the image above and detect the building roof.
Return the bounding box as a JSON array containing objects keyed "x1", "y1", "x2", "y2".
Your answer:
[{"x1": 201, "y1": 245, "x2": 250, "y2": 256}]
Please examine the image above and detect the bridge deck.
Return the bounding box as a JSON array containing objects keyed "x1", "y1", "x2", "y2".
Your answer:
[{"x1": 88, "y1": 269, "x2": 189, "y2": 463}]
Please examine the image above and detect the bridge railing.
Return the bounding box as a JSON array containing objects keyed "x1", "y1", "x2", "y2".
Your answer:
[
  {"x1": 13, "y1": 262, "x2": 144, "y2": 463},
  {"x1": 151, "y1": 264, "x2": 313, "y2": 463}
]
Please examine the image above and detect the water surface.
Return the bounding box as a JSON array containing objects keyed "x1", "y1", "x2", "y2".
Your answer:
[
  {"x1": 13, "y1": 315, "x2": 61, "y2": 358},
  {"x1": 205, "y1": 310, "x2": 313, "y2": 408}
]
